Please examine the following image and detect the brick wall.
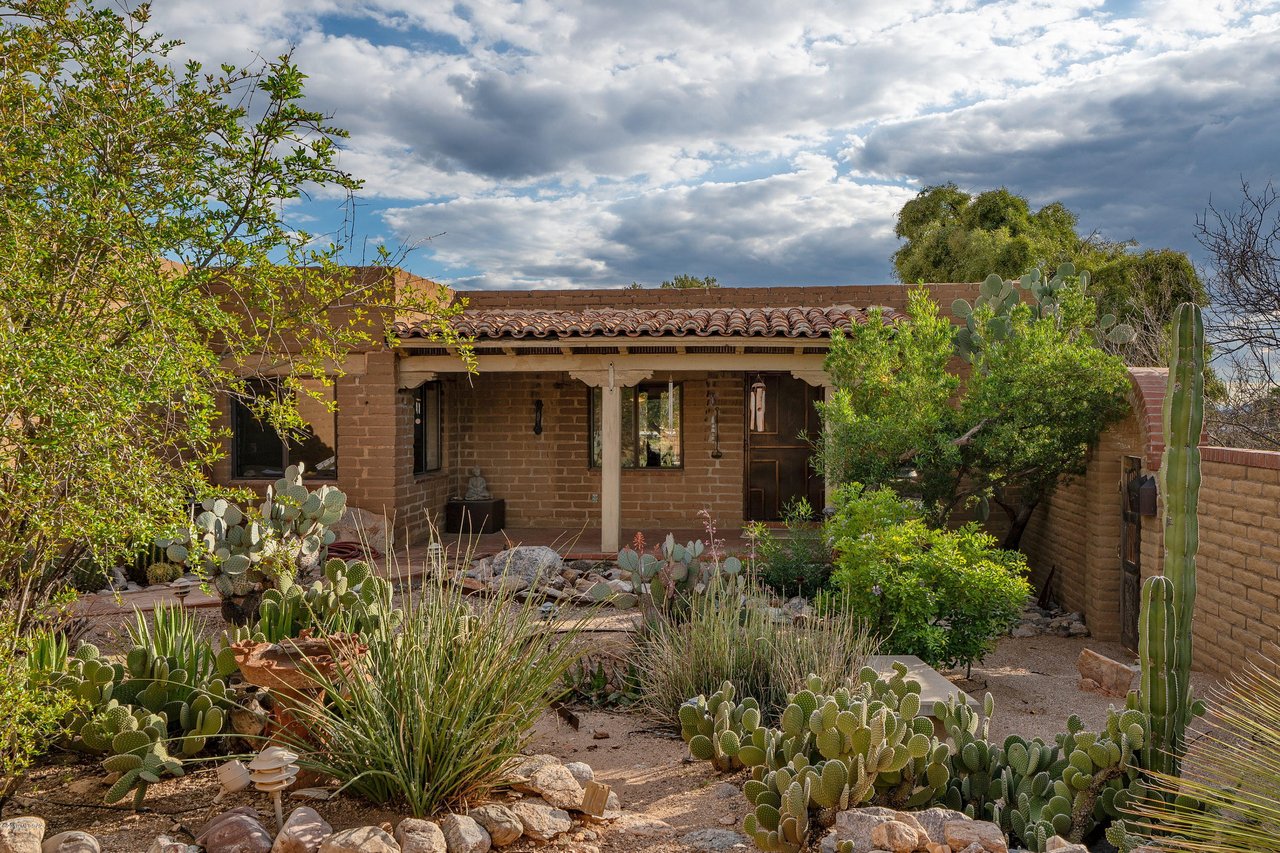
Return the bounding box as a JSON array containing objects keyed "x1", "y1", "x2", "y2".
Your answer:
[
  {"x1": 444, "y1": 371, "x2": 748, "y2": 530},
  {"x1": 1024, "y1": 365, "x2": 1280, "y2": 678}
]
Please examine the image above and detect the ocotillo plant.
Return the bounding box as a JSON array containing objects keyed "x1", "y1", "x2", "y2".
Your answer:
[{"x1": 1138, "y1": 301, "x2": 1204, "y2": 780}]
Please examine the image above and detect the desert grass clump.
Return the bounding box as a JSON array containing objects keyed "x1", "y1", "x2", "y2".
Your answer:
[
  {"x1": 283, "y1": 551, "x2": 588, "y2": 817},
  {"x1": 633, "y1": 578, "x2": 876, "y2": 727},
  {"x1": 1123, "y1": 660, "x2": 1280, "y2": 853}
]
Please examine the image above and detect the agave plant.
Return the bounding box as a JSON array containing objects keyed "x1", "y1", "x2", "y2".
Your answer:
[{"x1": 1122, "y1": 659, "x2": 1280, "y2": 852}]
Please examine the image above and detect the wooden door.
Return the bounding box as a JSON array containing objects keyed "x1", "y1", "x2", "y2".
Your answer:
[
  {"x1": 745, "y1": 374, "x2": 824, "y2": 521},
  {"x1": 1120, "y1": 456, "x2": 1143, "y2": 651}
]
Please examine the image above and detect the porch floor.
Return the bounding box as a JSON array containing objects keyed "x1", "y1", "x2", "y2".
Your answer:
[{"x1": 400, "y1": 525, "x2": 754, "y2": 563}]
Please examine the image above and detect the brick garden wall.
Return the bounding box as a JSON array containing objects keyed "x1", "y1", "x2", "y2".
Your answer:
[{"x1": 1023, "y1": 366, "x2": 1280, "y2": 678}]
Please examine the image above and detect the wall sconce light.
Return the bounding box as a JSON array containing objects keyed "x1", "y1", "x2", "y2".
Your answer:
[
  {"x1": 533, "y1": 399, "x2": 544, "y2": 435},
  {"x1": 1137, "y1": 475, "x2": 1157, "y2": 516}
]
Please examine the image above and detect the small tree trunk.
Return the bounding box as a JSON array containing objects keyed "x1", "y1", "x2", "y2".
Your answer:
[{"x1": 1001, "y1": 502, "x2": 1038, "y2": 550}]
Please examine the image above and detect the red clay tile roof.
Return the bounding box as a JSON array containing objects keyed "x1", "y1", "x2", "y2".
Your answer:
[{"x1": 396, "y1": 305, "x2": 898, "y2": 340}]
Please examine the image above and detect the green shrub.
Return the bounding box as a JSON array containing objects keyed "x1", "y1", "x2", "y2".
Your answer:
[
  {"x1": 634, "y1": 576, "x2": 877, "y2": 727},
  {"x1": 749, "y1": 498, "x2": 833, "y2": 599},
  {"x1": 0, "y1": 617, "x2": 78, "y2": 805},
  {"x1": 824, "y1": 484, "x2": 1030, "y2": 671},
  {"x1": 283, "y1": 557, "x2": 588, "y2": 817}
]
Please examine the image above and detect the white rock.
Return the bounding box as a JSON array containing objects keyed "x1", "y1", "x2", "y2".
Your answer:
[
  {"x1": 527, "y1": 763, "x2": 585, "y2": 810},
  {"x1": 271, "y1": 807, "x2": 331, "y2": 853},
  {"x1": 41, "y1": 832, "x2": 99, "y2": 853},
  {"x1": 0, "y1": 818, "x2": 45, "y2": 853},
  {"x1": 563, "y1": 762, "x2": 594, "y2": 785},
  {"x1": 317, "y1": 826, "x2": 400, "y2": 853},
  {"x1": 467, "y1": 806, "x2": 522, "y2": 847},
  {"x1": 509, "y1": 801, "x2": 572, "y2": 843},
  {"x1": 329, "y1": 507, "x2": 393, "y2": 555},
  {"x1": 394, "y1": 819, "x2": 446, "y2": 853},
  {"x1": 438, "y1": 815, "x2": 489, "y2": 853}
]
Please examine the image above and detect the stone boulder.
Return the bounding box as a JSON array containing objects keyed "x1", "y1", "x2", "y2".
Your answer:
[
  {"x1": 819, "y1": 807, "x2": 920, "y2": 853},
  {"x1": 330, "y1": 507, "x2": 393, "y2": 556},
  {"x1": 41, "y1": 832, "x2": 99, "y2": 853},
  {"x1": 467, "y1": 806, "x2": 523, "y2": 847},
  {"x1": 871, "y1": 820, "x2": 924, "y2": 853},
  {"x1": 1045, "y1": 838, "x2": 1089, "y2": 853},
  {"x1": 0, "y1": 818, "x2": 45, "y2": 853},
  {"x1": 272, "y1": 807, "x2": 332, "y2": 853},
  {"x1": 488, "y1": 547, "x2": 564, "y2": 590},
  {"x1": 1077, "y1": 648, "x2": 1137, "y2": 697},
  {"x1": 563, "y1": 762, "x2": 594, "y2": 785},
  {"x1": 527, "y1": 763, "x2": 585, "y2": 811},
  {"x1": 438, "y1": 815, "x2": 490, "y2": 853},
  {"x1": 509, "y1": 801, "x2": 572, "y2": 843},
  {"x1": 317, "y1": 827, "x2": 400, "y2": 853},
  {"x1": 196, "y1": 810, "x2": 272, "y2": 853},
  {"x1": 605, "y1": 813, "x2": 674, "y2": 838},
  {"x1": 394, "y1": 819, "x2": 446, "y2": 853},
  {"x1": 913, "y1": 807, "x2": 970, "y2": 845},
  {"x1": 944, "y1": 819, "x2": 1007, "y2": 853}
]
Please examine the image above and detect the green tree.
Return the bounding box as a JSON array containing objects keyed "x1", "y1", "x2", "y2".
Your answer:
[
  {"x1": 816, "y1": 290, "x2": 960, "y2": 512},
  {"x1": 819, "y1": 281, "x2": 1131, "y2": 550},
  {"x1": 0, "y1": 0, "x2": 460, "y2": 621},
  {"x1": 660, "y1": 274, "x2": 719, "y2": 289},
  {"x1": 892, "y1": 184, "x2": 1204, "y2": 364}
]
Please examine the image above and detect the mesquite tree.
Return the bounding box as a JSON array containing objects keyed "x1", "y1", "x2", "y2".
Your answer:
[{"x1": 0, "y1": 1, "x2": 460, "y2": 621}]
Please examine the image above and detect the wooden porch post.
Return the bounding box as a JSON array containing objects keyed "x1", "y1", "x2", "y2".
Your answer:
[
  {"x1": 600, "y1": 379, "x2": 621, "y2": 554},
  {"x1": 571, "y1": 366, "x2": 653, "y2": 554}
]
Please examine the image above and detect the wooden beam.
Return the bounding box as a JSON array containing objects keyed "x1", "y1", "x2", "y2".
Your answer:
[{"x1": 402, "y1": 352, "x2": 826, "y2": 374}]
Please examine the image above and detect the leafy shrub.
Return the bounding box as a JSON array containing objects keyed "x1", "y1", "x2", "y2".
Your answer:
[
  {"x1": 634, "y1": 576, "x2": 877, "y2": 727},
  {"x1": 285, "y1": 558, "x2": 587, "y2": 817},
  {"x1": 0, "y1": 617, "x2": 78, "y2": 805},
  {"x1": 748, "y1": 498, "x2": 833, "y2": 599},
  {"x1": 824, "y1": 484, "x2": 1030, "y2": 670}
]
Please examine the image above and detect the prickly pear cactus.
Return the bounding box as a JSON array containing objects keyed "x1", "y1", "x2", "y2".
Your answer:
[
  {"x1": 951, "y1": 265, "x2": 1135, "y2": 363},
  {"x1": 616, "y1": 534, "x2": 742, "y2": 618},
  {"x1": 252, "y1": 558, "x2": 401, "y2": 641},
  {"x1": 156, "y1": 463, "x2": 347, "y2": 615},
  {"x1": 679, "y1": 681, "x2": 762, "y2": 772}
]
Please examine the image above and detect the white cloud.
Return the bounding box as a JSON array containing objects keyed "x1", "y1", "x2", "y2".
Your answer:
[{"x1": 142, "y1": 0, "x2": 1280, "y2": 286}]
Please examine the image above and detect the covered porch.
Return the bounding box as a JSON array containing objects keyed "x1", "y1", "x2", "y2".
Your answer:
[{"x1": 397, "y1": 321, "x2": 848, "y2": 553}]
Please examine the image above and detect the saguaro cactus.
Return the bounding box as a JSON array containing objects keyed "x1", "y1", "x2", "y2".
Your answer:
[{"x1": 1138, "y1": 301, "x2": 1204, "y2": 779}]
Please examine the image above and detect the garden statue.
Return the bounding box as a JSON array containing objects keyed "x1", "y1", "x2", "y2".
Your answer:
[{"x1": 465, "y1": 467, "x2": 492, "y2": 500}]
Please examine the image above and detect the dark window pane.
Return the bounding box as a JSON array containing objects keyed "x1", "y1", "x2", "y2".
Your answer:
[
  {"x1": 233, "y1": 378, "x2": 337, "y2": 479},
  {"x1": 589, "y1": 383, "x2": 681, "y2": 469},
  {"x1": 413, "y1": 382, "x2": 442, "y2": 474}
]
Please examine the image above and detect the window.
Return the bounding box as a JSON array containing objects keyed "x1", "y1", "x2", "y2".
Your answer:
[
  {"x1": 233, "y1": 379, "x2": 337, "y2": 479},
  {"x1": 589, "y1": 382, "x2": 682, "y2": 468},
  {"x1": 413, "y1": 381, "x2": 442, "y2": 474}
]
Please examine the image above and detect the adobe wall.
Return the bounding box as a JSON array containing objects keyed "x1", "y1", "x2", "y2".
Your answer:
[
  {"x1": 1023, "y1": 366, "x2": 1280, "y2": 678},
  {"x1": 455, "y1": 283, "x2": 979, "y2": 312},
  {"x1": 443, "y1": 371, "x2": 748, "y2": 531}
]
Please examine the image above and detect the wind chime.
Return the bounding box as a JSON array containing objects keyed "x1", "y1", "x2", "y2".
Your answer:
[{"x1": 750, "y1": 377, "x2": 767, "y2": 432}]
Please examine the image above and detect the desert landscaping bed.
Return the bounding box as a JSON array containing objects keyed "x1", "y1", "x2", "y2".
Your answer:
[{"x1": 3, "y1": 633, "x2": 1202, "y2": 853}]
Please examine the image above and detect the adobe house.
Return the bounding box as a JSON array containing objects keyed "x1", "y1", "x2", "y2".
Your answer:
[{"x1": 210, "y1": 275, "x2": 978, "y2": 553}]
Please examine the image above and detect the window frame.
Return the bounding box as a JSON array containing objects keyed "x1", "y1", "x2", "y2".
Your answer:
[
  {"x1": 413, "y1": 381, "x2": 443, "y2": 475},
  {"x1": 231, "y1": 378, "x2": 339, "y2": 481},
  {"x1": 587, "y1": 381, "x2": 684, "y2": 470}
]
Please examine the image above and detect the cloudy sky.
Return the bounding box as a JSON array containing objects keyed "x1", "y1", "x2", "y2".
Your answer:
[{"x1": 150, "y1": 0, "x2": 1280, "y2": 289}]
